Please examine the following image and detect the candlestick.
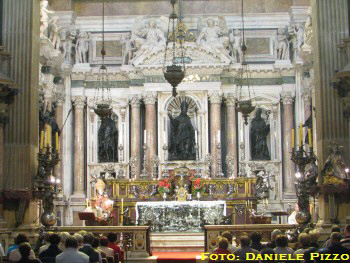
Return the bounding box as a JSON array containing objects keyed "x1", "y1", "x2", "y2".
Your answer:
[
  {"x1": 299, "y1": 123, "x2": 303, "y2": 147},
  {"x1": 164, "y1": 130, "x2": 167, "y2": 145},
  {"x1": 308, "y1": 128, "x2": 312, "y2": 148},
  {"x1": 195, "y1": 130, "x2": 198, "y2": 144},
  {"x1": 40, "y1": 131, "x2": 44, "y2": 150},
  {"x1": 55, "y1": 132, "x2": 59, "y2": 152},
  {"x1": 121, "y1": 198, "x2": 124, "y2": 224},
  {"x1": 292, "y1": 128, "x2": 295, "y2": 149}
]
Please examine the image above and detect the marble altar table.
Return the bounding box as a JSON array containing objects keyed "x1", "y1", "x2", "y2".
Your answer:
[{"x1": 135, "y1": 201, "x2": 226, "y2": 232}]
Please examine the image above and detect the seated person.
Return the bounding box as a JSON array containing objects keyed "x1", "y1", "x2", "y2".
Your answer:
[
  {"x1": 250, "y1": 231, "x2": 265, "y2": 252},
  {"x1": 38, "y1": 232, "x2": 53, "y2": 255},
  {"x1": 209, "y1": 237, "x2": 231, "y2": 263},
  {"x1": 293, "y1": 233, "x2": 311, "y2": 257},
  {"x1": 273, "y1": 235, "x2": 294, "y2": 256},
  {"x1": 98, "y1": 237, "x2": 114, "y2": 260},
  {"x1": 9, "y1": 234, "x2": 36, "y2": 262},
  {"x1": 56, "y1": 236, "x2": 89, "y2": 263},
  {"x1": 79, "y1": 234, "x2": 102, "y2": 263},
  {"x1": 266, "y1": 229, "x2": 282, "y2": 249},
  {"x1": 234, "y1": 236, "x2": 259, "y2": 260},
  {"x1": 288, "y1": 204, "x2": 299, "y2": 224},
  {"x1": 39, "y1": 233, "x2": 62, "y2": 263},
  {"x1": 92, "y1": 237, "x2": 106, "y2": 259},
  {"x1": 107, "y1": 233, "x2": 123, "y2": 262},
  {"x1": 221, "y1": 231, "x2": 237, "y2": 253},
  {"x1": 84, "y1": 198, "x2": 103, "y2": 224},
  {"x1": 17, "y1": 243, "x2": 41, "y2": 263}
]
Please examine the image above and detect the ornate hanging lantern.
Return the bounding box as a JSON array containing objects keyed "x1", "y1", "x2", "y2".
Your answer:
[
  {"x1": 236, "y1": 0, "x2": 256, "y2": 125},
  {"x1": 93, "y1": 0, "x2": 112, "y2": 118},
  {"x1": 163, "y1": 0, "x2": 186, "y2": 97}
]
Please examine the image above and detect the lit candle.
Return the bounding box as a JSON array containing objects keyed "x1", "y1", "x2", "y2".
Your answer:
[
  {"x1": 55, "y1": 132, "x2": 59, "y2": 152},
  {"x1": 121, "y1": 198, "x2": 124, "y2": 224},
  {"x1": 48, "y1": 126, "x2": 51, "y2": 147},
  {"x1": 308, "y1": 128, "x2": 312, "y2": 148},
  {"x1": 144, "y1": 130, "x2": 147, "y2": 144},
  {"x1": 217, "y1": 130, "x2": 220, "y2": 144},
  {"x1": 291, "y1": 128, "x2": 295, "y2": 149},
  {"x1": 299, "y1": 124, "x2": 303, "y2": 147},
  {"x1": 40, "y1": 131, "x2": 44, "y2": 150},
  {"x1": 86, "y1": 198, "x2": 89, "y2": 208},
  {"x1": 195, "y1": 130, "x2": 198, "y2": 144}
]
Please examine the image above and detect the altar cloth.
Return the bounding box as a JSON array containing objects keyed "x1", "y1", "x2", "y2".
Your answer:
[{"x1": 135, "y1": 200, "x2": 226, "y2": 232}]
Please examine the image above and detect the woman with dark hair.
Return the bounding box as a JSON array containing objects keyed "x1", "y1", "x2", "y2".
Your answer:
[
  {"x1": 17, "y1": 243, "x2": 42, "y2": 263},
  {"x1": 9, "y1": 234, "x2": 36, "y2": 262},
  {"x1": 107, "y1": 233, "x2": 123, "y2": 262}
]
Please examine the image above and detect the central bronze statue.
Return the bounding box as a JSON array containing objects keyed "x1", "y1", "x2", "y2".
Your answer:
[
  {"x1": 168, "y1": 100, "x2": 196, "y2": 160},
  {"x1": 98, "y1": 117, "x2": 118, "y2": 163},
  {"x1": 250, "y1": 108, "x2": 270, "y2": 160}
]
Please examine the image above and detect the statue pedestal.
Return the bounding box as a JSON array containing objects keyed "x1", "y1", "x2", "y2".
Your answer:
[{"x1": 73, "y1": 63, "x2": 91, "y2": 72}]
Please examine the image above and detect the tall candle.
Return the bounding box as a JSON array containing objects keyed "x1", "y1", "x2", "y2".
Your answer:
[
  {"x1": 299, "y1": 124, "x2": 303, "y2": 147},
  {"x1": 55, "y1": 132, "x2": 59, "y2": 152},
  {"x1": 308, "y1": 128, "x2": 312, "y2": 148},
  {"x1": 121, "y1": 198, "x2": 124, "y2": 224},
  {"x1": 40, "y1": 131, "x2": 44, "y2": 150},
  {"x1": 86, "y1": 198, "x2": 89, "y2": 208},
  {"x1": 292, "y1": 129, "x2": 295, "y2": 149},
  {"x1": 217, "y1": 130, "x2": 220, "y2": 144},
  {"x1": 195, "y1": 130, "x2": 198, "y2": 144}
]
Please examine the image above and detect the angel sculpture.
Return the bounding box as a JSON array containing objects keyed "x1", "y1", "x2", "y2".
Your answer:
[
  {"x1": 229, "y1": 29, "x2": 243, "y2": 63},
  {"x1": 49, "y1": 16, "x2": 61, "y2": 50},
  {"x1": 196, "y1": 16, "x2": 229, "y2": 54},
  {"x1": 122, "y1": 32, "x2": 137, "y2": 65},
  {"x1": 40, "y1": 0, "x2": 55, "y2": 37},
  {"x1": 289, "y1": 24, "x2": 304, "y2": 60},
  {"x1": 59, "y1": 29, "x2": 67, "y2": 58},
  {"x1": 303, "y1": 7, "x2": 313, "y2": 47},
  {"x1": 75, "y1": 31, "x2": 89, "y2": 64},
  {"x1": 274, "y1": 28, "x2": 290, "y2": 60},
  {"x1": 130, "y1": 18, "x2": 167, "y2": 63}
]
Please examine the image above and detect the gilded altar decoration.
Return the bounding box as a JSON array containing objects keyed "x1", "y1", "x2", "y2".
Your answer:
[
  {"x1": 322, "y1": 145, "x2": 349, "y2": 185},
  {"x1": 168, "y1": 21, "x2": 195, "y2": 43}
]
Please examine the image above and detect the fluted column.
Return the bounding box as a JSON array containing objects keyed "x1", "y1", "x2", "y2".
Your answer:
[
  {"x1": 0, "y1": 103, "x2": 8, "y2": 226},
  {"x1": 144, "y1": 93, "x2": 157, "y2": 176},
  {"x1": 54, "y1": 93, "x2": 65, "y2": 189},
  {"x1": 72, "y1": 96, "x2": 85, "y2": 196},
  {"x1": 226, "y1": 94, "x2": 237, "y2": 178},
  {"x1": 130, "y1": 96, "x2": 141, "y2": 178},
  {"x1": 282, "y1": 92, "x2": 295, "y2": 195},
  {"x1": 209, "y1": 92, "x2": 222, "y2": 177}
]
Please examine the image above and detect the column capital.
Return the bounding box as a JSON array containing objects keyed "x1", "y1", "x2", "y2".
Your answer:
[
  {"x1": 54, "y1": 93, "x2": 65, "y2": 106},
  {"x1": 130, "y1": 96, "x2": 141, "y2": 108},
  {"x1": 281, "y1": 92, "x2": 294, "y2": 105},
  {"x1": 143, "y1": 92, "x2": 157, "y2": 105},
  {"x1": 209, "y1": 92, "x2": 222, "y2": 104},
  {"x1": 225, "y1": 93, "x2": 236, "y2": 106},
  {"x1": 72, "y1": 96, "x2": 86, "y2": 109}
]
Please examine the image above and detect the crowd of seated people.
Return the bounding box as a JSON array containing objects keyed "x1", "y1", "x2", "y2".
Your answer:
[
  {"x1": 3, "y1": 231, "x2": 124, "y2": 263},
  {"x1": 210, "y1": 225, "x2": 350, "y2": 263}
]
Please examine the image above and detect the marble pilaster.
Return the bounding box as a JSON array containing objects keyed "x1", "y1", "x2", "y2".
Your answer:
[
  {"x1": 209, "y1": 92, "x2": 222, "y2": 178},
  {"x1": 130, "y1": 96, "x2": 142, "y2": 178},
  {"x1": 54, "y1": 93, "x2": 65, "y2": 190},
  {"x1": 72, "y1": 96, "x2": 85, "y2": 197},
  {"x1": 225, "y1": 94, "x2": 237, "y2": 178},
  {"x1": 281, "y1": 93, "x2": 295, "y2": 195},
  {"x1": 0, "y1": 103, "x2": 8, "y2": 227},
  {"x1": 144, "y1": 93, "x2": 157, "y2": 177}
]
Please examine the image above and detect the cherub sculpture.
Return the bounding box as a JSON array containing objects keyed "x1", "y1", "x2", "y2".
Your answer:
[
  {"x1": 49, "y1": 16, "x2": 60, "y2": 50},
  {"x1": 40, "y1": 0, "x2": 54, "y2": 37},
  {"x1": 255, "y1": 170, "x2": 272, "y2": 199},
  {"x1": 122, "y1": 32, "x2": 136, "y2": 65},
  {"x1": 130, "y1": 17, "x2": 167, "y2": 63},
  {"x1": 274, "y1": 28, "x2": 290, "y2": 60},
  {"x1": 196, "y1": 16, "x2": 229, "y2": 54},
  {"x1": 229, "y1": 29, "x2": 243, "y2": 63}
]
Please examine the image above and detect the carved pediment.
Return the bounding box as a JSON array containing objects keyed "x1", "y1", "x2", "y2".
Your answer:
[{"x1": 132, "y1": 43, "x2": 231, "y2": 67}]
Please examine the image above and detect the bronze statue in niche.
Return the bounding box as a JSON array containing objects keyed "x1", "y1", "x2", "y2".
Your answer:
[{"x1": 250, "y1": 108, "x2": 270, "y2": 160}]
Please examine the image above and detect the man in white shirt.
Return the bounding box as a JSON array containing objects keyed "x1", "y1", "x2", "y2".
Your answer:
[
  {"x1": 56, "y1": 236, "x2": 89, "y2": 263},
  {"x1": 84, "y1": 197, "x2": 103, "y2": 224},
  {"x1": 288, "y1": 203, "x2": 299, "y2": 224}
]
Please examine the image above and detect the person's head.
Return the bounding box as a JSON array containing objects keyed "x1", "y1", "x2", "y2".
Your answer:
[
  {"x1": 100, "y1": 236, "x2": 109, "y2": 247},
  {"x1": 294, "y1": 203, "x2": 299, "y2": 212},
  {"x1": 344, "y1": 224, "x2": 350, "y2": 236},
  {"x1": 107, "y1": 233, "x2": 117, "y2": 243},
  {"x1": 59, "y1": 232, "x2": 71, "y2": 244},
  {"x1": 275, "y1": 235, "x2": 288, "y2": 248},
  {"x1": 251, "y1": 232, "x2": 262, "y2": 243},
  {"x1": 90, "y1": 197, "x2": 97, "y2": 208},
  {"x1": 298, "y1": 233, "x2": 311, "y2": 248},
  {"x1": 330, "y1": 232, "x2": 342, "y2": 244},
  {"x1": 15, "y1": 234, "x2": 29, "y2": 245},
  {"x1": 49, "y1": 234, "x2": 61, "y2": 246},
  {"x1": 271, "y1": 229, "x2": 282, "y2": 241},
  {"x1": 260, "y1": 248, "x2": 275, "y2": 263},
  {"x1": 309, "y1": 230, "x2": 320, "y2": 244},
  {"x1": 83, "y1": 234, "x2": 94, "y2": 245},
  {"x1": 65, "y1": 236, "x2": 78, "y2": 249},
  {"x1": 217, "y1": 237, "x2": 229, "y2": 250},
  {"x1": 92, "y1": 237, "x2": 100, "y2": 249},
  {"x1": 43, "y1": 232, "x2": 53, "y2": 243},
  {"x1": 19, "y1": 243, "x2": 31, "y2": 259},
  {"x1": 240, "y1": 236, "x2": 251, "y2": 247},
  {"x1": 73, "y1": 233, "x2": 83, "y2": 246},
  {"x1": 221, "y1": 231, "x2": 233, "y2": 243},
  {"x1": 331, "y1": 225, "x2": 341, "y2": 233},
  {"x1": 78, "y1": 230, "x2": 87, "y2": 237}
]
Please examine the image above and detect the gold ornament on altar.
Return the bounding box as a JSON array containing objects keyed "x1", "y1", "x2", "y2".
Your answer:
[
  {"x1": 168, "y1": 21, "x2": 195, "y2": 43},
  {"x1": 176, "y1": 186, "x2": 187, "y2": 201}
]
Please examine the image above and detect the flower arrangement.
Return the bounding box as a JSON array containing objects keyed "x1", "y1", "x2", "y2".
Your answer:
[
  {"x1": 158, "y1": 178, "x2": 171, "y2": 194},
  {"x1": 192, "y1": 178, "x2": 203, "y2": 193}
]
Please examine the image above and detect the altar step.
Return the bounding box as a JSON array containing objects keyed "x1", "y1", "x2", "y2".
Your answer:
[{"x1": 150, "y1": 232, "x2": 205, "y2": 252}]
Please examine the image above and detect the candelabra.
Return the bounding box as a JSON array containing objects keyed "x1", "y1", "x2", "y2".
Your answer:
[
  {"x1": 204, "y1": 153, "x2": 213, "y2": 178},
  {"x1": 194, "y1": 144, "x2": 201, "y2": 178},
  {"x1": 162, "y1": 144, "x2": 169, "y2": 178},
  {"x1": 129, "y1": 155, "x2": 138, "y2": 179},
  {"x1": 151, "y1": 155, "x2": 160, "y2": 178},
  {"x1": 216, "y1": 143, "x2": 224, "y2": 178},
  {"x1": 117, "y1": 144, "x2": 125, "y2": 179},
  {"x1": 35, "y1": 146, "x2": 60, "y2": 227},
  {"x1": 239, "y1": 143, "x2": 247, "y2": 177},
  {"x1": 140, "y1": 144, "x2": 148, "y2": 179},
  {"x1": 225, "y1": 154, "x2": 235, "y2": 178}
]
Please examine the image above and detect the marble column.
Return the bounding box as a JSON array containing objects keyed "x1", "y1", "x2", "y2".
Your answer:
[
  {"x1": 282, "y1": 92, "x2": 295, "y2": 195},
  {"x1": 226, "y1": 94, "x2": 237, "y2": 178},
  {"x1": 72, "y1": 96, "x2": 85, "y2": 197},
  {"x1": 0, "y1": 103, "x2": 8, "y2": 227},
  {"x1": 144, "y1": 93, "x2": 157, "y2": 177},
  {"x1": 54, "y1": 93, "x2": 65, "y2": 190},
  {"x1": 130, "y1": 96, "x2": 141, "y2": 178},
  {"x1": 209, "y1": 92, "x2": 222, "y2": 178}
]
